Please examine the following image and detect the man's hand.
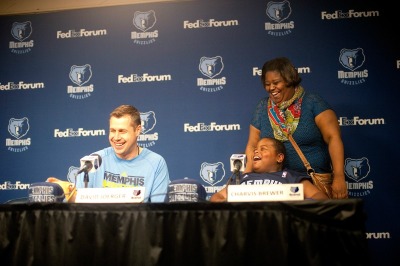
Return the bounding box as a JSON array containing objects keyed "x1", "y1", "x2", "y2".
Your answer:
[{"x1": 46, "y1": 177, "x2": 76, "y2": 202}]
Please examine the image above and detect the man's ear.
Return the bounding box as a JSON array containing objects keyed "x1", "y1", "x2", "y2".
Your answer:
[{"x1": 135, "y1": 124, "x2": 142, "y2": 134}]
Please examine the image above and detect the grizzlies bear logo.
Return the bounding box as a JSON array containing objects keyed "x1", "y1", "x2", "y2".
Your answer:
[
  {"x1": 345, "y1": 157, "x2": 370, "y2": 182},
  {"x1": 11, "y1": 21, "x2": 32, "y2": 42},
  {"x1": 140, "y1": 111, "x2": 156, "y2": 134},
  {"x1": 133, "y1": 10, "x2": 156, "y2": 32},
  {"x1": 200, "y1": 162, "x2": 225, "y2": 186},
  {"x1": 339, "y1": 48, "x2": 365, "y2": 71},
  {"x1": 67, "y1": 166, "x2": 80, "y2": 183},
  {"x1": 8, "y1": 117, "x2": 30, "y2": 139},
  {"x1": 69, "y1": 64, "x2": 92, "y2": 86},
  {"x1": 290, "y1": 186, "x2": 300, "y2": 193},
  {"x1": 266, "y1": 1, "x2": 292, "y2": 23},
  {"x1": 199, "y1": 56, "x2": 224, "y2": 79}
]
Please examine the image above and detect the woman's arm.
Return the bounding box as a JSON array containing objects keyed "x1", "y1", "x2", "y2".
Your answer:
[
  {"x1": 302, "y1": 179, "x2": 329, "y2": 200},
  {"x1": 244, "y1": 125, "x2": 261, "y2": 173},
  {"x1": 315, "y1": 109, "x2": 348, "y2": 199}
]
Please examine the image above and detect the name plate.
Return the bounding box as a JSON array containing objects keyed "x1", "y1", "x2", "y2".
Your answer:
[
  {"x1": 227, "y1": 184, "x2": 304, "y2": 202},
  {"x1": 75, "y1": 187, "x2": 145, "y2": 203}
]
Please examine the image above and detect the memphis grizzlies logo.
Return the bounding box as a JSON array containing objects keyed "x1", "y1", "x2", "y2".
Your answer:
[
  {"x1": 200, "y1": 162, "x2": 225, "y2": 186},
  {"x1": 290, "y1": 186, "x2": 300, "y2": 193},
  {"x1": 140, "y1": 111, "x2": 156, "y2": 134},
  {"x1": 266, "y1": 1, "x2": 292, "y2": 23},
  {"x1": 67, "y1": 166, "x2": 80, "y2": 183},
  {"x1": 339, "y1": 48, "x2": 365, "y2": 71},
  {"x1": 8, "y1": 118, "x2": 30, "y2": 139},
  {"x1": 345, "y1": 157, "x2": 370, "y2": 182},
  {"x1": 69, "y1": 64, "x2": 92, "y2": 86},
  {"x1": 199, "y1": 56, "x2": 224, "y2": 79},
  {"x1": 133, "y1": 10, "x2": 156, "y2": 32},
  {"x1": 11, "y1": 21, "x2": 32, "y2": 41}
]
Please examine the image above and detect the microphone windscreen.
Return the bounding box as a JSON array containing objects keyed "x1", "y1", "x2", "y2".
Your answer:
[
  {"x1": 90, "y1": 153, "x2": 102, "y2": 169},
  {"x1": 230, "y1": 154, "x2": 247, "y2": 172},
  {"x1": 79, "y1": 155, "x2": 101, "y2": 173},
  {"x1": 28, "y1": 182, "x2": 65, "y2": 203},
  {"x1": 165, "y1": 178, "x2": 207, "y2": 203}
]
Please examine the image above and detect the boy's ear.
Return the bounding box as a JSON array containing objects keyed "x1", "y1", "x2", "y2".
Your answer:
[{"x1": 277, "y1": 153, "x2": 284, "y2": 163}]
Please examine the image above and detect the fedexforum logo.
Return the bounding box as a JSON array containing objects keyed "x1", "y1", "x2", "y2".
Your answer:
[
  {"x1": 345, "y1": 157, "x2": 372, "y2": 197},
  {"x1": 56, "y1": 28, "x2": 107, "y2": 39},
  {"x1": 0, "y1": 181, "x2": 30, "y2": 190},
  {"x1": 197, "y1": 56, "x2": 226, "y2": 92},
  {"x1": 131, "y1": 10, "x2": 158, "y2": 45},
  {"x1": 184, "y1": 122, "x2": 241, "y2": 132},
  {"x1": 252, "y1": 65, "x2": 311, "y2": 76},
  {"x1": 338, "y1": 48, "x2": 368, "y2": 85},
  {"x1": 321, "y1": 9, "x2": 380, "y2": 20},
  {"x1": 9, "y1": 21, "x2": 34, "y2": 54},
  {"x1": 54, "y1": 128, "x2": 106, "y2": 138},
  {"x1": 6, "y1": 117, "x2": 31, "y2": 152},
  {"x1": 67, "y1": 64, "x2": 94, "y2": 99},
  {"x1": 138, "y1": 111, "x2": 159, "y2": 148},
  {"x1": 366, "y1": 232, "x2": 390, "y2": 239},
  {"x1": 183, "y1": 18, "x2": 239, "y2": 29},
  {"x1": 338, "y1": 116, "x2": 385, "y2": 126},
  {"x1": 265, "y1": 0, "x2": 294, "y2": 36},
  {"x1": 0, "y1": 81, "x2": 44, "y2": 91},
  {"x1": 117, "y1": 73, "x2": 172, "y2": 83}
]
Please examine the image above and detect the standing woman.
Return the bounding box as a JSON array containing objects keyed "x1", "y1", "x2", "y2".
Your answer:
[{"x1": 244, "y1": 57, "x2": 348, "y2": 199}]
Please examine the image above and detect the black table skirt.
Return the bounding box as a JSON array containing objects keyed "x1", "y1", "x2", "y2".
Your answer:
[{"x1": 0, "y1": 199, "x2": 369, "y2": 266}]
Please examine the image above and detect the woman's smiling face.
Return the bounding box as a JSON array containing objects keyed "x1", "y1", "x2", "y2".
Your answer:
[{"x1": 263, "y1": 71, "x2": 293, "y2": 105}]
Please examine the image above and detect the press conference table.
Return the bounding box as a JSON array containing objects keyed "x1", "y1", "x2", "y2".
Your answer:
[{"x1": 0, "y1": 199, "x2": 368, "y2": 266}]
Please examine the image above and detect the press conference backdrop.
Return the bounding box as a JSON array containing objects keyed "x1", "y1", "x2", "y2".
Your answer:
[{"x1": 0, "y1": 0, "x2": 397, "y2": 264}]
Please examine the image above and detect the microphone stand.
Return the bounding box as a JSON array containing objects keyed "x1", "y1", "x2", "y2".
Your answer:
[
  {"x1": 225, "y1": 172, "x2": 236, "y2": 186},
  {"x1": 84, "y1": 171, "x2": 89, "y2": 188},
  {"x1": 235, "y1": 171, "x2": 241, "y2": 185},
  {"x1": 226, "y1": 171, "x2": 241, "y2": 185}
]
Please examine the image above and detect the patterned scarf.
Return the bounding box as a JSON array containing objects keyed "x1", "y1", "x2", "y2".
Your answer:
[{"x1": 267, "y1": 86, "x2": 304, "y2": 141}]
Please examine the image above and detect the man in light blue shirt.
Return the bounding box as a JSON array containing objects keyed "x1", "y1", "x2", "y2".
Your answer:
[{"x1": 49, "y1": 104, "x2": 170, "y2": 203}]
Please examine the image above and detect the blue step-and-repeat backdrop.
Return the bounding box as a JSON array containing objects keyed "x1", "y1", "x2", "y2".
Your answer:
[{"x1": 0, "y1": 0, "x2": 398, "y2": 264}]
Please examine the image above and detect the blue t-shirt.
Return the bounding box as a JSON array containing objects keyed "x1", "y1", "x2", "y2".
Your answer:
[
  {"x1": 75, "y1": 147, "x2": 170, "y2": 203},
  {"x1": 241, "y1": 169, "x2": 310, "y2": 185},
  {"x1": 251, "y1": 91, "x2": 332, "y2": 173}
]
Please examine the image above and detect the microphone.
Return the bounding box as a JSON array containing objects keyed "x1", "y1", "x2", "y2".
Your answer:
[
  {"x1": 230, "y1": 154, "x2": 246, "y2": 173},
  {"x1": 76, "y1": 160, "x2": 93, "y2": 175},
  {"x1": 77, "y1": 155, "x2": 101, "y2": 175}
]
